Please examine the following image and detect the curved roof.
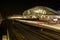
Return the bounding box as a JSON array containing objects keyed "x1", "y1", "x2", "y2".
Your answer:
[{"x1": 23, "y1": 6, "x2": 58, "y2": 16}]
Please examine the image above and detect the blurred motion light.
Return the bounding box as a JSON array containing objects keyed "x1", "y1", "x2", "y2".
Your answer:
[
  {"x1": 8, "y1": 16, "x2": 23, "y2": 19},
  {"x1": 52, "y1": 18, "x2": 58, "y2": 22}
]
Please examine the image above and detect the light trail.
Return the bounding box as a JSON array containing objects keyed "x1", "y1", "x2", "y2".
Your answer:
[{"x1": 16, "y1": 20, "x2": 60, "y2": 31}]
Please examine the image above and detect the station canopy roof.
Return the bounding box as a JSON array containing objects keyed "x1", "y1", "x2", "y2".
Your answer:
[{"x1": 23, "y1": 6, "x2": 58, "y2": 16}]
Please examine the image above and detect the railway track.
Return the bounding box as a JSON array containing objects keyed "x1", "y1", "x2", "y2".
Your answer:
[{"x1": 8, "y1": 20, "x2": 60, "y2": 40}]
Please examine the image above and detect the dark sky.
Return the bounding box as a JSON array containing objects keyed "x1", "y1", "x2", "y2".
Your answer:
[
  {"x1": 0, "y1": 0, "x2": 60, "y2": 17},
  {"x1": 0, "y1": 0, "x2": 60, "y2": 9}
]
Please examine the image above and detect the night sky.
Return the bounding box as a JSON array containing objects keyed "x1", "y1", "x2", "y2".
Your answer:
[{"x1": 0, "y1": 0, "x2": 60, "y2": 17}]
